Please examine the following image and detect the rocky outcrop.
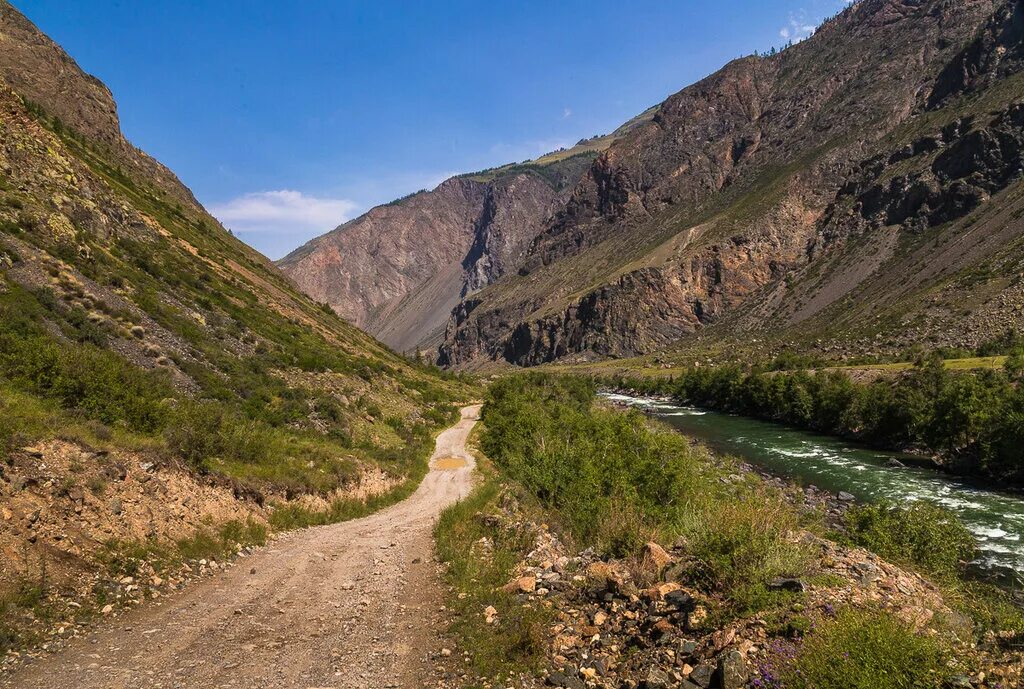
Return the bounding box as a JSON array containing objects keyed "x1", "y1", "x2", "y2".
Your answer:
[
  {"x1": 461, "y1": 171, "x2": 578, "y2": 295},
  {"x1": 440, "y1": 192, "x2": 820, "y2": 365},
  {"x1": 822, "y1": 104, "x2": 1024, "y2": 238},
  {"x1": 0, "y1": 1, "x2": 201, "y2": 208},
  {"x1": 278, "y1": 158, "x2": 590, "y2": 353},
  {"x1": 440, "y1": 0, "x2": 1024, "y2": 367},
  {"x1": 928, "y1": 0, "x2": 1024, "y2": 108}
]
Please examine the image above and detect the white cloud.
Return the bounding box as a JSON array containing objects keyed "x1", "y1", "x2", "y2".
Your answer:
[
  {"x1": 562, "y1": 107, "x2": 573, "y2": 120},
  {"x1": 777, "y1": 3, "x2": 844, "y2": 44},
  {"x1": 781, "y1": 14, "x2": 819, "y2": 42},
  {"x1": 210, "y1": 190, "x2": 358, "y2": 234},
  {"x1": 778, "y1": 4, "x2": 835, "y2": 43}
]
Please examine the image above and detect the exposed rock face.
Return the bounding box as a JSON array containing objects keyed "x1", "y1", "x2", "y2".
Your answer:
[
  {"x1": 462, "y1": 174, "x2": 563, "y2": 295},
  {"x1": 440, "y1": 0, "x2": 1024, "y2": 367},
  {"x1": 928, "y1": 0, "x2": 1024, "y2": 108},
  {"x1": 280, "y1": 178, "x2": 490, "y2": 344},
  {"x1": 0, "y1": 1, "x2": 200, "y2": 208},
  {"x1": 278, "y1": 157, "x2": 590, "y2": 353},
  {"x1": 0, "y1": 3, "x2": 119, "y2": 146},
  {"x1": 826, "y1": 104, "x2": 1024, "y2": 237}
]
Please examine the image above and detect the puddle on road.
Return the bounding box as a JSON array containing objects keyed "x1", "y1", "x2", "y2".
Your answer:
[{"x1": 434, "y1": 456, "x2": 467, "y2": 470}]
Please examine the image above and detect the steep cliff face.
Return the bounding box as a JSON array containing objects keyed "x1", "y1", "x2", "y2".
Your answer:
[
  {"x1": 0, "y1": 2, "x2": 199, "y2": 208},
  {"x1": 280, "y1": 178, "x2": 489, "y2": 334},
  {"x1": 278, "y1": 154, "x2": 594, "y2": 353},
  {"x1": 440, "y1": 0, "x2": 1024, "y2": 367}
]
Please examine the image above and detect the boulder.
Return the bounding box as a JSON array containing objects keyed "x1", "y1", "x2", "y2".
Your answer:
[
  {"x1": 640, "y1": 667, "x2": 671, "y2": 689},
  {"x1": 643, "y1": 582, "x2": 681, "y2": 601},
  {"x1": 546, "y1": 671, "x2": 585, "y2": 689},
  {"x1": 717, "y1": 650, "x2": 748, "y2": 689},
  {"x1": 687, "y1": 663, "x2": 714, "y2": 688},
  {"x1": 586, "y1": 561, "x2": 633, "y2": 596},
  {"x1": 504, "y1": 574, "x2": 536, "y2": 594},
  {"x1": 651, "y1": 618, "x2": 675, "y2": 638},
  {"x1": 642, "y1": 541, "x2": 674, "y2": 571},
  {"x1": 664, "y1": 589, "x2": 697, "y2": 613},
  {"x1": 767, "y1": 577, "x2": 806, "y2": 593}
]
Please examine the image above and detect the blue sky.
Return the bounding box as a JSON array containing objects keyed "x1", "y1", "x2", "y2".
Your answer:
[{"x1": 15, "y1": 0, "x2": 849, "y2": 258}]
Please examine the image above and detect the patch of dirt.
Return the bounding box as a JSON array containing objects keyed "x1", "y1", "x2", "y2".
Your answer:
[
  {"x1": 0, "y1": 439, "x2": 265, "y2": 597},
  {"x1": 433, "y1": 457, "x2": 468, "y2": 471}
]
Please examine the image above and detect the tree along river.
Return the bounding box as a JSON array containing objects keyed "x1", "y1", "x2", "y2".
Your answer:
[{"x1": 603, "y1": 393, "x2": 1024, "y2": 580}]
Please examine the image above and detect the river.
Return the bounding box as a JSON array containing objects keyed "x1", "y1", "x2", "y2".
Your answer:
[{"x1": 603, "y1": 393, "x2": 1024, "y2": 579}]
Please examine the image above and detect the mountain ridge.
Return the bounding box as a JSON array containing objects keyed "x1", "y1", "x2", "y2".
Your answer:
[
  {"x1": 436, "y1": 0, "x2": 1024, "y2": 367},
  {"x1": 277, "y1": 150, "x2": 600, "y2": 353},
  {"x1": 275, "y1": 0, "x2": 1024, "y2": 370}
]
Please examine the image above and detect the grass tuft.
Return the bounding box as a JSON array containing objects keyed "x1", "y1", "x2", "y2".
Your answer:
[{"x1": 772, "y1": 607, "x2": 950, "y2": 689}]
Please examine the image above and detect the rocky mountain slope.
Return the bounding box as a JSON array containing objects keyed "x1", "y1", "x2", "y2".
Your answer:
[
  {"x1": 277, "y1": 112, "x2": 655, "y2": 354},
  {"x1": 0, "y1": 0, "x2": 469, "y2": 645},
  {"x1": 278, "y1": 164, "x2": 584, "y2": 354},
  {"x1": 432, "y1": 0, "x2": 1024, "y2": 367}
]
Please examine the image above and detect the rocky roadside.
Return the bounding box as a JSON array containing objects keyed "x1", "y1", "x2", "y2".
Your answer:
[
  {"x1": 438, "y1": 489, "x2": 1022, "y2": 689},
  {"x1": 0, "y1": 436, "x2": 400, "y2": 675},
  {"x1": 0, "y1": 539, "x2": 266, "y2": 674},
  {"x1": 0, "y1": 438, "x2": 266, "y2": 673}
]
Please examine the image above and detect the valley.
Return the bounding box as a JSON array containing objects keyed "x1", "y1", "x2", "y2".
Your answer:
[{"x1": 2, "y1": 0, "x2": 1024, "y2": 687}]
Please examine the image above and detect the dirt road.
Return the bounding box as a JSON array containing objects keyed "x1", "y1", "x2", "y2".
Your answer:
[{"x1": 2, "y1": 405, "x2": 482, "y2": 689}]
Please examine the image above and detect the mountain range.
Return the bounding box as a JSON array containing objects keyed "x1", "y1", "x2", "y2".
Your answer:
[{"x1": 280, "y1": 0, "x2": 1024, "y2": 369}]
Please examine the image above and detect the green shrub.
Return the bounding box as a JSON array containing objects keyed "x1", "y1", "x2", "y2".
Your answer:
[
  {"x1": 0, "y1": 334, "x2": 171, "y2": 432},
  {"x1": 176, "y1": 519, "x2": 268, "y2": 561},
  {"x1": 0, "y1": 578, "x2": 47, "y2": 653},
  {"x1": 481, "y1": 373, "x2": 702, "y2": 554},
  {"x1": 844, "y1": 502, "x2": 975, "y2": 582},
  {"x1": 165, "y1": 400, "x2": 275, "y2": 470},
  {"x1": 0, "y1": 404, "x2": 13, "y2": 460},
  {"x1": 950, "y1": 580, "x2": 1024, "y2": 636},
  {"x1": 780, "y1": 607, "x2": 949, "y2": 689},
  {"x1": 688, "y1": 499, "x2": 811, "y2": 613},
  {"x1": 164, "y1": 401, "x2": 222, "y2": 469},
  {"x1": 481, "y1": 373, "x2": 813, "y2": 616},
  {"x1": 268, "y1": 473, "x2": 424, "y2": 530}
]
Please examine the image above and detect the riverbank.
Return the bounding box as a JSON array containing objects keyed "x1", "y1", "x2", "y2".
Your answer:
[
  {"x1": 436, "y1": 373, "x2": 1024, "y2": 689},
  {"x1": 604, "y1": 391, "x2": 1024, "y2": 579},
  {"x1": 604, "y1": 394, "x2": 858, "y2": 528},
  {"x1": 595, "y1": 357, "x2": 1024, "y2": 490}
]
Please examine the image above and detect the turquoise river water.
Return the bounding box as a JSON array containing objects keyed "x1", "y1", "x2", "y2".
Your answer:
[{"x1": 604, "y1": 393, "x2": 1024, "y2": 579}]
